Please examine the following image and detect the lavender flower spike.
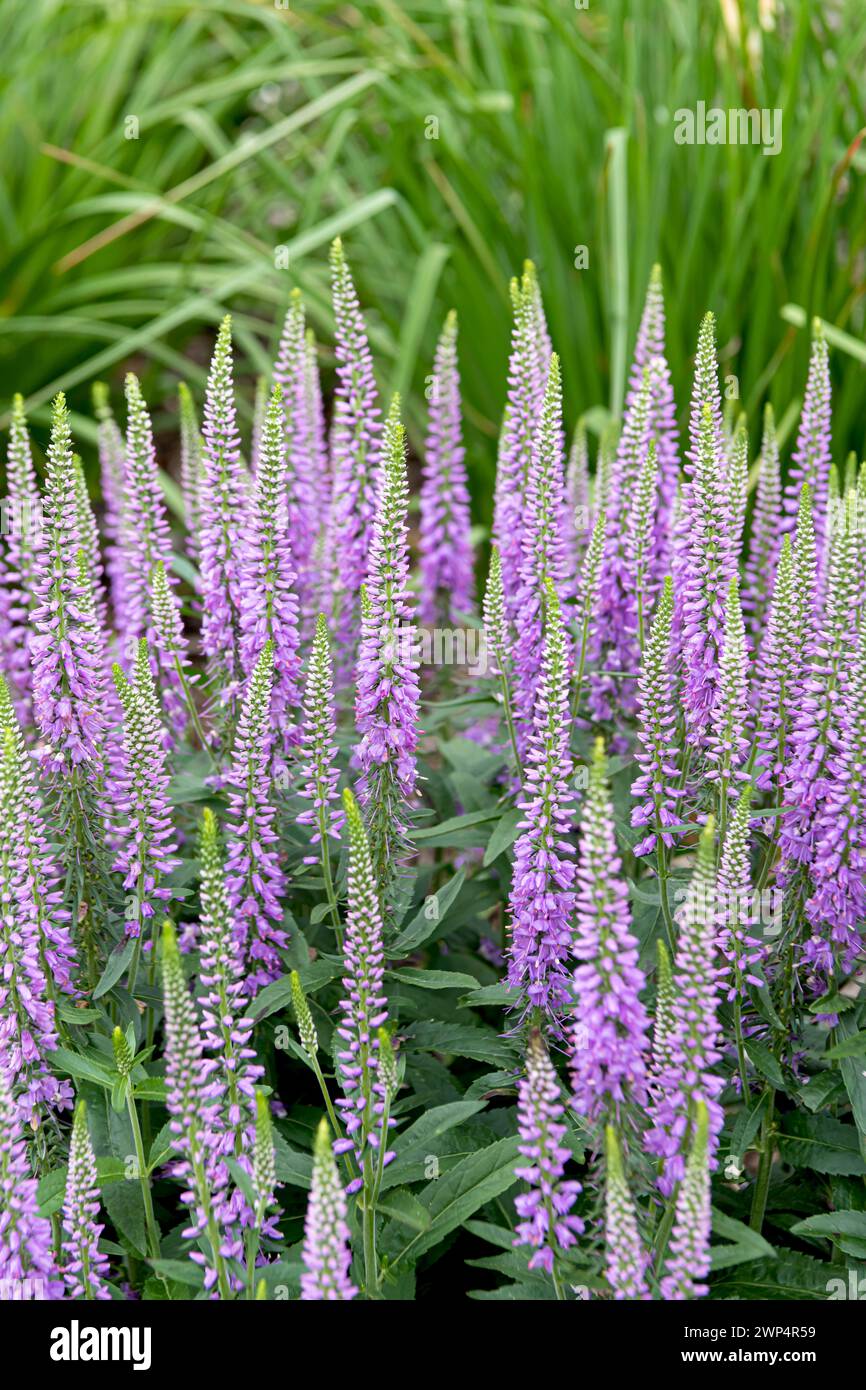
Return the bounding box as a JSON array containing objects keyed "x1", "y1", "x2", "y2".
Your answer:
[
  {"x1": 704, "y1": 574, "x2": 749, "y2": 830},
  {"x1": 177, "y1": 382, "x2": 205, "y2": 562},
  {"x1": 198, "y1": 808, "x2": 262, "y2": 1158},
  {"x1": 754, "y1": 536, "x2": 800, "y2": 793},
  {"x1": 161, "y1": 919, "x2": 238, "y2": 1297},
  {"x1": 121, "y1": 375, "x2": 188, "y2": 734},
  {"x1": 334, "y1": 788, "x2": 395, "y2": 1194},
  {"x1": 631, "y1": 576, "x2": 683, "y2": 857},
  {"x1": 199, "y1": 316, "x2": 247, "y2": 696},
  {"x1": 300, "y1": 1117, "x2": 357, "y2": 1300},
  {"x1": 61, "y1": 1100, "x2": 111, "y2": 1300},
  {"x1": 273, "y1": 290, "x2": 329, "y2": 622},
  {"x1": 2, "y1": 394, "x2": 41, "y2": 711},
  {"x1": 419, "y1": 310, "x2": 474, "y2": 626},
  {"x1": 603, "y1": 1126, "x2": 651, "y2": 1300},
  {"x1": 513, "y1": 353, "x2": 570, "y2": 749},
  {"x1": 716, "y1": 786, "x2": 766, "y2": 1002},
  {"x1": 92, "y1": 382, "x2": 129, "y2": 629},
  {"x1": 781, "y1": 320, "x2": 831, "y2": 561},
  {"x1": 239, "y1": 382, "x2": 301, "y2": 751},
  {"x1": 513, "y1": 1028, "x2": 584, "y2": 1280},
  {"x1": 224, "y1": 641, "x2": 287, "y2": 996},
  {"x1": 297, "y1": 614, "x2": 344, "y2": 931},
  {"x1": 30, "y1": 393, "x2": 105, "y2": 769},
  {"x1": 647, "y1": 818, "x2": 724, "y2": 1195},
  {"x1": 571, "y1": 738, "x2": 650, "y2": 1121},
  {"x1": 326, "y1": 239, "x2": 382, "y2": 677},
  {"x1": 0, "y1": 1070, "x2": 61, "y2": 1299},
  {"x1": 680, "y1": 402, "x2": 736, "y2": 747},
  {"x1": 354, "y1": 395, "x2": 420, "y2": 896},
  {"x1": 507, "y1": 580, "x2": 577, "y2": 1020},
  {"x1": 742, "y1": 404, "x2": 781, "y2": 641},
  {"x1": 659, "y1": 1100, "x2": 712, "y2": 1301},
  {"x1": 493, "y1": 266, "x2": 545, "y2": 621},
  {"x1": 112, "y1": 640, "x2": 180, "y2": 950}
]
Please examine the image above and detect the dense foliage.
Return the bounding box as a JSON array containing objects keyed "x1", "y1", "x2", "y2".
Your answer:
[{"x1": 1, "y1": 241, "x2": 866, "y2": 1304}]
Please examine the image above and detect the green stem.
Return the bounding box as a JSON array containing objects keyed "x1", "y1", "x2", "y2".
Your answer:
[
  {"x1": 125, "y1": 1086, "x2": 161, "y2": 1261},
  {"x1": 749, "y1": 1090, "x2": 776, "y2": 1234},
  {"x1": 656, "y1": 837, "x2": 676, "y2": 955}
]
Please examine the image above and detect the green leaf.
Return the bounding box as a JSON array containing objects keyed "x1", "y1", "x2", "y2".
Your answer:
[
  {"x1": 132, "y1": 1077, "x2": 167, "y2": 1102},
  {"x1": 380, "y1": 1100, "x2": 487, "y2": 1191},
  {"x1": 103, "y1": 1180, "x2": 148, "y2": 1259},
  {"x1": 147, "y1": 1122, "x2": 174, "y2": 1173},
  {"x1": 51, "y1": 1046, "x2": 115, "y2": 1090},
  {"x1": 92, "y1": 940, "x2": 136, "y2": 999},
  {"x1": 778, "y1": 1114, "x2": 866, "y2": 1176},
  {"x1": 148, "y1": 1259, "x2": 205, "y2": 1288},
  {"x1": 458, "y1": 983, "x2": 515, "y2": 1008},
  {"x1": 389, "y1": 1136, "x2": 520, "y2": 1268},
  {"x1": 712, "y1": 1251, "x2": 837, "y2": 1300},
  {"x1": 408, "y1": 1021, "x2": 516, "y2": 1068},
  {"x1": 389, "y1": 968, "x2": 481, "y2": 991},
  {"x1": 410, "y1": 811, "x2": 499, "y2": 850},
  {"x1": 791, "y1": 1211, "x2": 866, "y2": 1240},
  {"x1": 824, "y1": 1030, "x2": 866, "y2": 1061},
  {"x1": 482, "y1": 809, "x2": 523, "y2": 867},
  {"x1": 273, "y1": 1131, "x2": 312, "y2": 1190},
  {"x1": 376, "y1": 1188, "x2": 431, "y2": 1233},
  {"x1": 744, "y1": 1039, "x2": 787, "y2": 1091},
  {"x1": 834, "y1": 1012, "x2": 866, "y2": 1156},
  {"x1": 388, "y1": 870, "x2": 466, "y2": 958},
  {"x1": 710, "y1": 1208, "x2": 777, "y2": 1271}
]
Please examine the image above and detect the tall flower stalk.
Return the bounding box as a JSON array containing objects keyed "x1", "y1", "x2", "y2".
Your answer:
[
  {"x1": 224, "y1": 642, "x2": 287, "y2": 996},
  {"x1": 333, "y1": 788, "x2": 394, "y2": 1294},
  {"x1": 513, "y1": 1028, "x2": 583, "y2": 1293},
  {"x1": 604, "y1": 1125, "x2": 651, "y2": 1300},
  {"x1": 238, "y1": 382, "x2": 301, "y2": 752},
  {"x1": 507, "y1": 581, "x2": 576, "y2": 1019},
  {"x1": 199, "y1": 316, "x2": 247, "y2": 704},
  {"x1": 659, "y1": 1101, "x2": 712, "y2": 1301},
  {"x1": 297, "y1": 614, "x2": 344, "y2": 940},
  {"x1": 326, "y1": 239, "x2": 382, "y2": 677},
  {"x1": 61, "y1": 1100, "x2": 111, "y2": 1300},
  {"x1": 571, "y1": 739, "x2": 650, "y2": 1122},
  {"x1": 161, "y1": 919, "x2": 237, "y2": 1298},
  {"x1": 300, "y1": 1117, "x2": 357, "y2": 1301},
  {"x1": 419, "y1": 309, "x2": 473, "y2": 626},
  {"x1": 112, "y1": 640, "x2": 179, "y2": 994},
  {"x1": 354, "y1": 397, "x2": 420, "y2": 904}
]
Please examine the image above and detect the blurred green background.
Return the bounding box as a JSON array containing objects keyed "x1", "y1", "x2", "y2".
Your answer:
[{"x1": 2, "y1": 0, "x2": 866, "y2": 502}]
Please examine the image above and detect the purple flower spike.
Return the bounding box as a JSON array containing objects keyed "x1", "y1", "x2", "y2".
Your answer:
[
  {"x1": 716, "y1": 786, "x2": 766, "y2": 1000},
  {"x1": 300, "y1": 1117, "x2": 357, "y2": 1300},
  {"x1": 419, "y1": 310, "x2": 473, "y2": 626},
  {"x1": 2, "y1": 394, "x2": 42, "y2": 713},
  {"x1": 513, "y1": 353, "x2": 570, "y2": 750},
  {"x1": 647, "y1": 818, "x2": 724, "y2": 1195},
  {"x1": 604, "y1": 1126, "x2": 651, "y2": 1300},
  {"x1": 112, "y1": 641, "x2": 180, "y2": 941},
  {"x1": 0, "y1": 1071, "x2": 61, "y2": 1298},
  {"x1": 631, "y1": 576, "x2": 683, "y2": 856},
  {"x1": 325, "y1": 239, "x2": 382, "y2": 679},
  {"x1": 513, "y1": 1028, "x2": 584, "y2": 1277},
  {"x1": 354, "y1": 396, "x2": 420, "y2": 894},
  {"x1": 493, "y1": 263, "x2": 549, "y2": 622},
  {"x1": 781, "y1": 321, "x2": 831, "y2": 565},
  {"x1": 335, "y1": 788, "x2": 395, "y2": 1192},
  {"x1": 743, "y1": 405, "x2": 781, "y2": 642},
  {"x1": 224, "y1": 642, "x2": 287, "y2": 997},
  {"x1": 239, "y1": 382, "x2": 301, "y2": 753},
  {"x1": 679, "y1": 401, "x2": 736, "y2": 748},
  {"x1": 659, "y1": 1101, "x2": 712, "y2": 1301},
  {"x1": 30, "y1": 394, "x2": 106, "y2": 771},
  {"x1": 273, "y1": 290, "x2": 325, "y2": 626},
  {"x1": 198, "y1": 809, "x2": 262, "y2": 1160},
  {"x1": 93, "y1": 382, "x2": 131, "y2": 632},
  {"x1": 199, "y1": 316, "x2": 248, "y2": 698},
  {"x1": 161, "y1": 920, "x2": 240, "y2": 1296},
  {"x1": 571, "y1": 738, "x2": 650, "y2": 1122},
  {"x1": 507, "y1": 581, "x2": 576, "y2": 1020},
  {"x1": 61, "y1": 1100, "x2": 111, "y2": 1300}
]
